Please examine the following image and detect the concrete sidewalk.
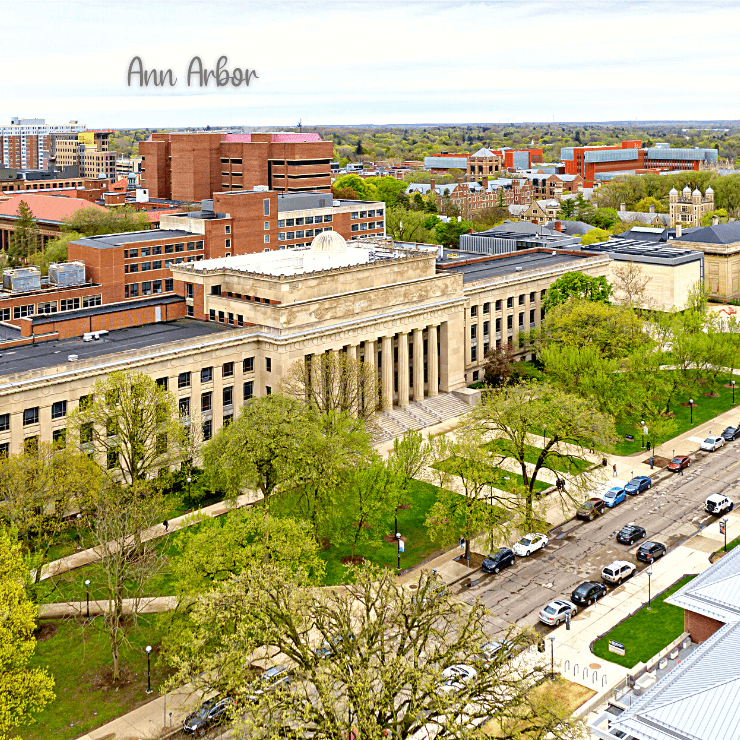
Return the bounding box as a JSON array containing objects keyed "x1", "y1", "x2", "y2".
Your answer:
[
  {"x1": 36, "y1": 490, "x2": 258, "y2": 582},
  {"x1": 39, "y1": 595, "x2": 178, "y2": 619}
]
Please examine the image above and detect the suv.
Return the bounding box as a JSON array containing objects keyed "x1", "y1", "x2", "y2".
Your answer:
[
  {"x1": 571, "y1": 581, "x2": 607, "y2": 606},
  {"x1": 602, "y1": 560, "x2": 636, "y2": 584},
  {"x1": 247, "y1": 664, "x2": 292, "y2": 701},
  {"x1": 721, "y1": 426, "x2": 740, "y2": 442},
  {"x1": 577, "y1": 498, "x2": 606, "y2": 520},
  {"x1": 637, "y1": 541, "x2": 667, "y2": 563},
  {"x1": 182, "y1": 696, "x2": 232, "y2": 736},
  {"x1": 482, "y1": 547, "x2": 515, "y2": 574},
  {"x1": 705, "y1": 494, "x2": 733, "y2": 515},
  {"x1": 624, "y1": 476, "x2": 652, "y2": 495},
  {"x1": 617, "y1": 523, "x2": 646, "y2": 545},
  {"x1": 538, "y1": 599, "x2": 577, "y2": 627}
]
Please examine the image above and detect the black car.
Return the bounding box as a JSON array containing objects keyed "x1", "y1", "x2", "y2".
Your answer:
[
  {"x1": 617, "y1": 523, "x2": 647, "y2": 545},
  {"x1": 182, "y1": 696, "x2": 232, "y2": 736},
  {"x1": 637, "y1": 541, "x2": 667, "y2": 563},
  {"x1": 571, "y1": 581, "x2": 607, "y2": 606},
  {"x1": 482, "y1": 547, "x2": 515, "y2": 574},
  {"x1": 721, "y1": 426, "x2": 740, "y2": 442}
]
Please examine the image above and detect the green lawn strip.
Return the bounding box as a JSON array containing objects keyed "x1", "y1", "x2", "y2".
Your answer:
[
  {"x1": 37, "y1": 523, "x2": 199, "y2": 605},
  {"x1": 434, "y1": 457, "x2": 551, "y2": 494},
  {"x1": 591, "y1": 575, "x2": 696, "y2": 669},
  {"x1": 21, "y1": 614, "x2": 174, "y2": 740},
  {"x1": 483, "y1": 440, "x2": 591, "y2": 475},
  {"x1": 610, "y1": 372, "x2": 740, "y2": 456}
]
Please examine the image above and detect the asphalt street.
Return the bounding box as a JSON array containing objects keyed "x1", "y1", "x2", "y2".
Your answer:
[{"x1": 456, "y1": 443, "x2": 740, "y2": 635}]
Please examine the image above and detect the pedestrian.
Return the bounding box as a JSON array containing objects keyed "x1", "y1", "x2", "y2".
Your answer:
[
  {"x1": 459, "y1": 535, "x2": 465, "y2": 550},
  {"x1": 613, "y1": 463, "x2": 617, "y2": 477},
  {"x1": 163, "y1": 519, "x2": 169, "y2": 531},
  {"x1": 680, "y1": 465, "x2": 684, "y2": 477}
]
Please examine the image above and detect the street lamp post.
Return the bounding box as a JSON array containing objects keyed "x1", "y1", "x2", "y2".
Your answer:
[
  {"x1": 733, "y1": 380, "x2": 736, "y2": 405},
  {"x1": 145, "y1": 645, "x2": 153, "y2": 694},
  {"x1": 186, "y1": 476, "x2": 192, "y2": 502},
  {"x1": 722, "y1": 518, "x2": 729, "y2": 552},
  {"x1": 640, "y1": 420, "x2": 645, "y2": 450},
  {"x1": 84, "y1": 578, "x2": 91, "y2": 619},
  {"x1": 689, "y1": 399, "x2": 694, "y2": 425},
  {"x1": 549, "y1": 636, "x2": 555, "y2": 680},
  {"x1": 396, "y1": 532, "x2": 401, "y2": 572},
  {"x1": 647, "y1": 569, "x2": 653, "y2": 610}
]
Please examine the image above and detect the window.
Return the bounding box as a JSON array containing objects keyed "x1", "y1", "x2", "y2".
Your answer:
[
  {"x1": 151, "y1": 280, "x2": 162, "y2": 294},
  {"x1": 176, "y1": 243, "x2": 185, "y2": 252},
  {"x1": 187, "y1": 305, "x2": 194, "y2": 317},
  {"x1": 165, "y1": 278, "x2": 173, "y2": 292},
  {"x1": 264, "y1": 235, "x2": 270, "y2": 244},
  {"x1": 266, "y1": 357, "x2": 272, "y2": 372},
  {"x1": 202, "y1": 419, "x2": 212, "y2": 441},
  {"x1": 471, "y1": 345, "x2": 477, "y2": 362},
  {"x1": 243, "y1": 381, "x2": 254, "y2": 400},
  {"x1": 495, "y1": 299, "x2": 502, "y2": 311},
  {"x1": 0, "y1": 443, "x2": 7, "y2": 457},
  {"x1": 178, "y1": 371, "x2": 191, "y2": 388},
  {"x1": 266, "y1": 386, "x2": 272, "y2": 395},
  {"x1": 83, "y1": 294, "x2": 102, "y2": 308},
  {"x1": 156, "y1": 377, "x2": 168, "y2": 391},
  {"x1": 305, "y1": 216, "x2": 314, "y2": 224},
  {"x1": 0, "y1": 413, "x2": 9, "y2": 432},
  {"x1": 541, "y1": 307, "x2": 546, "y2": 320},
  {"x1": 519, "y1": 294, "x2": 525, "y2": 305},
  {"x1": 24, "y1": 436, "x2": 39, "y2": 455},
  {"x1": 222, "y1": 361, "x2": 234, "y2": 378},
  {"x1": 142, "y1": 281, "x2": 152, "y2": 296},
  {"x1": 519, "y1": 312, "x2": 524, "y2": 327},
  {"x1": 541, "y1": 289, "x2": 546, "y2": 299},
  {"x1": 471, "y1": 305, "x2": 478, "y2": 317},
  {"x1": 530, "y1": 292, "x2": 536, "y2": 302},
  {"x1": 483, "y1": 321, "x2": 489, "y2": 336},
  {"x1": 153, "y1": 245, "x2": 162, "y2": 255},
  {"x1": 128, "y1": 263, "x2": 139, "y2": 273},
  {"x1": 351, "y1": 212, "x2": 359, "y2": 220},
  {"x1": 223, "y1": 386, "x2": 233, "y2": 406},
  {"x1": 507, "y1": 315, "x2": 513, "y2": 330},
  {"x1": 201, "y1": 367, "x2": 213, "y2": 383},
  {"x1": 471, "y1": 325, "x2": 477, "y2": 340},
  {"x1": 506, "y1": 297, "x2": 514, "y2": 309},
  {"x1": 323, "y1": 215, "x2": 332, "y2": 222},
  {"x1": 351, "y1": 224, "x2": 359, "y2": 232},
  {"x1": 165, "y1": 244, "x2": 174, "y2": 254},
  {"x1": 37, "y1": 300, "x2": 58, "y2": 315},
  {"x1": 153, "y1": 260, "x2": 162, "y2": 270},
  {"x1": 243, "y1": 357, "x2": 254, "y2": 373},
  {"x1": 50, "y1": 399, "x2": 67, "y2": 421},
  {"x1": 179, "y1": 397, "x2": 190, "y2": 418},
  {"x1": 530, "y1": 309, "x2": 535, "y2": 324},
  {"x1": 196, "y1": 240, "x2": 204, "y2": 249},
  {"x1": 186, "y1": 284, "x2": 194, "y2": 299},
  {"x1": 483, "y1": 302, "x2": 490, "y2": 314},
  {"x1": 107, "y1": 448, "x2": 119, "y2": 470},
  {"x1": 129, "y1": 248, "x2": 138, "y2": 258},
  {"x1": 263, "y1": 198, "x2": 270, "y2": 217},
  {"x1": 0, "y1": 308, "x2": 9, "y2": 321},
  {"x1": 129, "y1": 283, "x2": 139, "y2": 298},
  {"x1": 23, "y1": 407, "x2": 39, "y2": 426},
  {"x1": 286, "y1": 218, "x2": 294, "y2": 227},
  {"x1": 53, "y1": 428, "x2": 66, "y2": 447},
  {"x1": 279, "y1": 233, "x2": 286, "y2": 241},
  {"x1": 201, "y1": 391, "x2": 212, "y2": 412},
  {"x1": 225, "y1": 238, "x2": 231, "y2": 249},
  {"x1": 14, "y1": 304, "x2": 34, "y2": 319}
]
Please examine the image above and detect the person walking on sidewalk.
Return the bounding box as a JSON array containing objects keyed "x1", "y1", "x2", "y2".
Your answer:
[
  {"x1": 613, "y1": 463, "x2": 618, "y2": 477},
  {"x1": 459, "y1": 535, "x2": 465, "y2": 550},
  {"x1": 163, "y1": 519, "x2": 169, "y2": 532}
]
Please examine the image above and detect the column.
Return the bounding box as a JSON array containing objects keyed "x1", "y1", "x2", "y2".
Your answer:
[
  {"x1": 345, "y1": 344, "x2": 357, "y2": 362},
  {"x1": 397, "y1": 331, "x2": 409, "y2": 407},
  {"x1": 427, "y1": 325, "x2": 439, "y2": 398},
  {"x1": 412, "y1": 328, "x2": 424, "y2": 401},
  {"x1": 363, "y1": 339, "x2": 377, "y2": 415},
  {"x1": 438, "y1": 322, "x2": 449, "y2": 392},
  {"x1": 381, "y1": 335, "x2": 394, "y2": 410}
]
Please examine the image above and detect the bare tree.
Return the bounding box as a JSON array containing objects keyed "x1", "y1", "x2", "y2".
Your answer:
[
  {"x1": 281, "y1": 352, "x2": 380, "y2": 424},
  {"x1": 611, "y1": 260, "x2": 650, "y2": 308}
]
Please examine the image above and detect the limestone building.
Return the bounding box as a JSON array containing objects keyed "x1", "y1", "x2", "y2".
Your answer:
[
  {"x1": 669, "y1": 185, "x2": 714, "y2": 228},
  {"x1": 0, "y1": 233, "x2": 610, "y2": 456}
]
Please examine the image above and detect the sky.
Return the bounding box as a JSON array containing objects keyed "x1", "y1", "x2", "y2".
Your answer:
[{"x1": 2, "y1": 0, "x2": 740, "y2": 129}]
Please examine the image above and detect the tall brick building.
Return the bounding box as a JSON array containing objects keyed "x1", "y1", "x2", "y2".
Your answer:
[
  {"x1": 0, "y1": 118, "x2": 86, "y2": 170},
  {"x1": 140, "y1": 132, "x2": 333, "y2": 201}
]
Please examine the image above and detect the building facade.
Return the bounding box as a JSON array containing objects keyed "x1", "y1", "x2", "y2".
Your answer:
[
  {"x1": 0, "y1": 118, "x2": 86, "y2": 170},
  {"x1": 669, "y1": 185, "x2": 714, "y2": 227}
]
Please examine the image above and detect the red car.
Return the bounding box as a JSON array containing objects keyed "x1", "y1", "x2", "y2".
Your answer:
[{"x1": 667, "y1": 455, "x2": 690, "y2": 472}]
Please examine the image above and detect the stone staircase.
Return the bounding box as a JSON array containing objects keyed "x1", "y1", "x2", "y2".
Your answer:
[{"x1": 372, "y1": 392, "x2": 472, "y2": 443}]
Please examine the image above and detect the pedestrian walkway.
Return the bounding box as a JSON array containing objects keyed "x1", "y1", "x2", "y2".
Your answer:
[
  {"x1": 39, "y1": 595, "x2": 178, "y2": 619},
  {"x1": 35, "y1": 490, "x2": 258, "y2": 582}
]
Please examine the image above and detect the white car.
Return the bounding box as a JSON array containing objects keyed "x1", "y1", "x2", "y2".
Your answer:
[
  {"x1": 513, "y1": 533, "x2": 549, "y2": 557},
  {"x1": 538, "y1": 599, "x2": 577, "y2": 627},
  {"x1": 701, "y1": 436, "x2": 725, "y2": 452},
  {"x1": 439, "y1": 664, "x2": 477, "y2": 692},
  {"x1": 601, "y1": 560, "x2": 636, "y2": 585}
]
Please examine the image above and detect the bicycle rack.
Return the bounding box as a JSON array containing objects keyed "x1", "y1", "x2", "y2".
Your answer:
[
  {"x1": 593, "y1": 671, "x2": 599, "y2": 684},
  {"x1": 573, "y1": 663, "x2": 579, "y2": 677},
  {"x1": 583, "y1": 667, "x2": 590, "y2": 680},
  {"x1": 564, "y1": 660, "x2": 570, "y2": 672},
  {"x1": 602, "y1": 675, "x2": 609, "y2": 687}
]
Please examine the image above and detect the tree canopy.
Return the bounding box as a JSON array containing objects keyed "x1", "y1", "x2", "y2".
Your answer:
[{"x1": 541, "y1": 271, "x2": 613, "y2": 312}]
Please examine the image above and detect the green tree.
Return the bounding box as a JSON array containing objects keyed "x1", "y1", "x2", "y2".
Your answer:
[
  {"x1": 558, "y1": 198, "x2": 577, "y2": 220},
  {"x1": 589, "y1": 207, "x2": 620, "y2": 230},
  {"x1": 386, "y1": 430, "x2": 440, "y2": 512},
  {"x1": 61, "y1": 205, "x2": 149, "y2": 236},
  {"x1": 435, "y1": 217, "x2": 473, "y2": 248},
  {"x1": 8, "y1": 200, "x2": 40, "y2": 265},
  {"x1": 541, "y1": 271, "x2": 612, "y2": 312},
  {"x1": 580, "y1": 227, "x2": 610, "y2": 245},
  {"x1": 470, "y1": 383, "x2": 616, "y2": 528},
  {"x1": 355, "y1": 139, "x2": 364, "y2": 155},
  {"x1": 0, "y1": 531, "x2": 55, "y2": 739},
  {"x1": 362, "y1": 176, "x2": 407, "y2": 207},
  {"x1": 633, "y1": 196, "x2": 667, "y2": 213},
  {"x1": 29, "y1": 232, "x2": 81, "y2": 276},
  {"x1": 700, "y1": 208, "x2": 729, "y2": 226},
  {"x1": 331, "y1": 174, "x2": 378, "y2": 201}
]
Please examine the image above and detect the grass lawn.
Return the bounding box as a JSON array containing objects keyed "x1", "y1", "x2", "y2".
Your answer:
[
  {"x1": 482, "y1": 676, "x2": 595, "y2": 737},
  {"x1": 592, "y1": 575, "x2": 695, "y2": 669},
  {"x1": 20, "y1": 614, "x2": 174, "y2": 740},
  {"x1": 484, "y1": 440, "x2": 592, "y2": 475},
  {"x1": 611, "y1": 372, "x2": 740, "y2": 456}
]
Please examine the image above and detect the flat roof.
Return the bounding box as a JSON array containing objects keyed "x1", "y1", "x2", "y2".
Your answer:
[
  {"x1": 438, "y1": 250, "x2": 593, "y2": 284},
  {"x1": 0, "y1": 319, "x2": 230, "y2": 377},
  {"x1": 583, "y1": 238, "x2": 703, "y2": 266},
  {"x1": 73, "y1": 230, "x2": 198, "y2": 249}
]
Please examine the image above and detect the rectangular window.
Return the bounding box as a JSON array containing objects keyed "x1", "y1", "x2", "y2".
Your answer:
[
  {"x1": 129, "y1": 248, "x2": 138, "y2": 258},
  {"x1": 266, "y1": 386, "x2": 272, "y2": 395},
  {"x1": 519, "y1": 312, "x2": 524, "y2": 327},
  {"x1": 243, "y1": 357, "x2": 254, "y2": 373},
  {"x1": 507, "y1": 297, "x2": 514, "y2": 309},
  {"x1": 24, "y1": 436, "x2": 39, "y2": 456},
  {"x1": 179, "y1": 397, "x2": 190, "y2": 418},
  {"x1": 13, "y1": 304, "x2": 34, "y2": 319},
  {"x1": 222, "y1": 361, "x2": 234, "y2": 378},
  {"x1": 52, "y1": 400, "x2": 67, "y2": 419},
  {"x1": 153, "y1": 245, "x2": 162, "y2": 255},
  {"x1": 165, "y1": 244, "x2": 174, "y2": 254},
  {"x1": 187, "y1": 305, "x2": 194, "y2": 317},
  {"x1": 156, "y1": 377, "x2": 168, "y2": 390},
  {"x1": 323, "y1": 215, "x2": 332, "y2": 223},
  {"x1": 53, "y1": 428, "x2": 66, "y2": 447},
  {"x1": 142, "y1": 281, "x2": 152, "y2": 296},
  {"x1": 530, "y1": 292, "x2": 536, "y2": 302},
  {"x1": 471, "y1": 345, "x2": 477, "y2": 362},
  {"x1": 530, "y1": 309, "x2": 535, "y2": 324},
  {"x1": 130, "y1": 283, "x2": 139, "y2": 298},
  {"x1": 471, "y1": 325, "x2": 477, "y2": 340},
  {"x1": 0, "y1": 413, "x2": 9, "y2": 431},
  {"x1": 541, "y1": 307, "x2": 546, "y2": 320},
  {"x1": 178, "y1": 371, "x2": 191, "y2": 388},
  {"x1": 23, "y1": 407, "x2": 39, "y2": 426},
  {"x1": 129, "y1": 263, "x2": 139, "y2": 273},
  {"x1": 519, "y1": 294, "x2": 525, "y2": 305},
  {"x1": 201, "y1": 367, "x2": 213, "y2": 383},
  {"x1": 186, "y1": 284, "x2": 194, "y2": 298},
  {"x1": 153, "y1": 280, "x2": 162, "y2": 294},
  {"x1": 153, "y1": 260, "x2": 162, "y2": 270},
  {"x1": 0, "y1": 308, "x2": 9, "y2": 321},
  {"x1": 279, "y1": 233, "x2": 286, "y2": 241},
  {"x1": 225, "y1": 239, "x2": 231, "y2": 249},
  {"x1": 141, "y1": 261, "x2": 151, "y2": 272},
  {"x1": 263, "y1": 198, "x2": 270, "y2": 217},
  {"x1": 223, "y1": 386, "x2": 233, "y2": 406},
  {"x1": 471, "y1": 305, "x2": 478, "y2": 317},
  {"x1": 278, "y1": 220, "x2": 285, "y2": 228},
  {"x1": 286, "y1": 218, "x2": 295, "y2": 227},
  {"x1": 165, "y1": 278, "x2": 173, "y2": 292},
  {"x1": 209, "y1": 309, "x2": 216, "y2": 322},
  {"x1": 176, "y1": 243, "x2": 185, "y2": 252},
  {"x1": 266, "y1": 357, "x2": 272, "y2": 372},
  {"x1": 141, "y1": 247, "x2": 151, "y2": 257},
  {"x1": 82, "y1": 294, "x2": 102, "y2": 308},
  {"x1": 483, "y1": 302, "x2": 490, "y2": 314},
  {"x1": 507, "y1": 315, "x2": 513, "y2": 330},
  {"x1": 264, "y1": 235, "x2": 270, "y2": 244},
  {"x1": 202, "y1": 419, "x2": 212, "y2": 441},
  {"x1": 483, "y1": 321, "x2": 489, "y2": 336},
  {"x1": 37, "y1": 300, "x2": 58, "y2": 315},
  {"x1": 0, "y1": 442, "x2": 8, "y2": 457},
  {"x1": 495, "y1": 299, "x2": 502, "y2": 311},
  {"x1": 201, "y1": 391, "x2": 212, "y2": 412},
  {"x1": 541, "y1": 289, "x2": 546, "y2": 299},
  {"x1": 305, "y1": 216, "x2": 314, "y2": 224},
  {"x1": 243, "y1": 381, "x2": 254, "y2": 400}
]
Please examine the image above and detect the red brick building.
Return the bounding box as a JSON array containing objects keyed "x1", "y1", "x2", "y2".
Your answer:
[{"x1": 140, "y1": 132, "x2": 333, "y2": 202}]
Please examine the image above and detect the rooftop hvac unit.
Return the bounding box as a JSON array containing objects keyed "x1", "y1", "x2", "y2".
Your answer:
[
  {"x1": 48, "y1": 261, "x2": 85, "y2": 287},
  {"x1": 2, "y1": 267, "x2": 41, "y2": 292}
]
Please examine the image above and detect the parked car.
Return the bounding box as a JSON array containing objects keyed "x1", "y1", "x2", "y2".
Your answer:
[
  {"x1": 624, "y1": 476, "x2": 652, "y2": 495},
  {"x1": 701, "y1": 436, "x2": 725, "y2": 452},
  {"x1": 602, "y1": 560, "x2": 636, "y2": 585},
  {"x1": 576, "y1": 498, "x2": 606, "y2": 520},
  {"x1": 637, "y1": 541, "x2": 667, "y2": 563},
  {"x1": 247, "y1": 664, "x2": 292, "y2": 702},
  {"x1": 538, "y1": 599, "x2": 577, "y2": 627},
  {"x1": 477, "y1": 640, "x2": 515, "y2": 663},
  {"x1": 705, "y1": 493, "x2": 733, "y2": 515},
  {"x1": 314, "y1": 635, "x2": 352, "y2": 660},
  {"x1": 667, "y1": 455, "x2": 691, "y2": 472},
  {"x1": 513, "y1": 533, "x2": 548, "y2": 557},
  {"x1": 182, "y1": 696, "x2": 232, "y2": 736},
  {"x1": 721, "y1": 426, "x2": 740, "y2": 442},
  {"x1": 438, "y1": 664, "x2": 477, "y2": 692},
  {"x1": 571, "y1": 581, "x2": 607, "y2": 606},
  {"x1": 617, "y1": 523, "x2": 647, "y2": 545},
  {"x1": 601, "y1": 486, "x2": 627, "y2": 508},
  {"x1": 482, "y1": 547, "x2": 515, "y2": 574}
]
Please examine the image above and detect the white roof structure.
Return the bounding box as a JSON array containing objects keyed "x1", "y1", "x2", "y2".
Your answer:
[
  {"x1": 609, "y1": 621, "x2": 740, "y2": 740},
  {"x1": 471, "y1": 147, "x2": 497, "y2": 157},
  {"x1": 666, "y1": 539, "x2": 740, "y2": 623}
]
